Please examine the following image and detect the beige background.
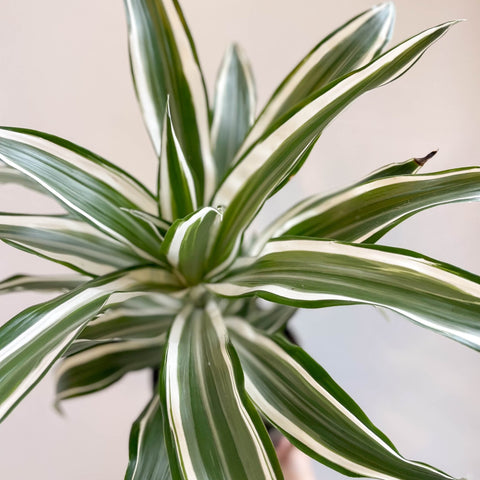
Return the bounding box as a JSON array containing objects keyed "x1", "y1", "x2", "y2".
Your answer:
[{"x1": 1, "y1": 0, "x2": 479, "y2": 478}]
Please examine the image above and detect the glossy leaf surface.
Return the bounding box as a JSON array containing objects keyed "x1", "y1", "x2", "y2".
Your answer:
[
  {"x1": 211, "y1": 238, "x2": 480, "y2": 350},
  {"x1": 160, "y1": 302, "x2": 283, "y2": 480}
]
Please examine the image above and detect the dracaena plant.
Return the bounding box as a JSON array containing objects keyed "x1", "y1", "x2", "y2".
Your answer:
[{"x1": 0, "y1": 0, "x2": 478, "y2": 479}]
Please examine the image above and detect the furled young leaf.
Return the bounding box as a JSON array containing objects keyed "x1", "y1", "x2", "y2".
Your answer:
[
  {"x1": 0, "y1": 274, "x2": 87, "y2": 294},
  {"x1": 77, "y1": 292, "x2": 179, "y2": 340},
  {"x1": 161, "y1": 207, "x2": 222, "y2": 284},
  {"x1": 126, "y1": 395, "x2": 172, "y2": 480},
  {"x1": 209, "y1": 238, "x2": 480, "y2": 350},
  {"x1": 236, "y1": 2, "x2": 395, "y2": 160},
  {"x1": 252, "y1": 167, "x2": 480, "y2": 252},
  {"x1": 124, "y1": 0, "x2": 215, "y2": 202},
  {"x1": 0, "y1": 214, "x2": 145, "y2": 275},
  {"x1": 0, "y1": 266, "x2": 180, "y2": 422},
  {"x1": 209, "y1": 21, "x2": 457, "y2": 274},
  {"x1": 55, "y1": 336, "x2": 165, "y2": 403},
  {"x1": 212, "y1": 44, "x2": 256, "y2": 177},
  {"x1": 160, "y1": 302, "x2": 283, "y2": 480},
  {"x1": 0, "y1": 128, "x2": 162, "y2": 260},
  {"x1": 158, "y1": 102, "x2": 198, "y2": 221},
  {"x1": 228, "y1": 320, "x2": 455, "y2": 480}
]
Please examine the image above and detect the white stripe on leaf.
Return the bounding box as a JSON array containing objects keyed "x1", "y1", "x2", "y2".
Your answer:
[
  {"x1": 0, "y1": 164, "x2": 48, "y2": 194},
  {"x1": 253, "y1": 167, "x2": 480, "y2": 250},
  {"x1": 215, "y1": 21, "x2": 456, "y2": 209},
  {"x1": 124, "y1": 0, "x2": 215, "y2": 203},
  {"x1": 162, "y1": 303, "x2": 280, "y2": 479},
  {"x1": 228, "y1": 320, "x2": 453, "y2": 480},
  {"x1": 209, "y1": 239, "x2": 480, "y2": 350},
  {"x1": 0, "y1": 274, "x2": 87, "y2": 294},
  {"x1": 236, "y1": 2, "x2": 395, "y2": 159},
  {"x1": 211, "y1": 43, "x2": 256, "y2": 177},
  {"x1": 159, "y1": 101, "x2": 198, "y2": 222},
  {"x1": 0, "y1": 267, "x2": 181, "y2": 421},
  {"x1": 126, "y1": 394, "x2": 172, "y2": 480},
  {"x1": 162, "y1": 207, "x2": 222, "y2": 284},
  {"x1": 55, "y1": 335, "x2": 165, "y2": 402},
  {"x1": 0, "y1": 214, "x2": 142, "y2": 275},
  {"x1": 208, "y1": 21, "x2": 456, "y2": 275},
  {"x1": 0, "y1": 128, "x2": 156, "y2": 214},
  {"x1": 0, "y1": 128, "x2": 162, "y2": 260}
]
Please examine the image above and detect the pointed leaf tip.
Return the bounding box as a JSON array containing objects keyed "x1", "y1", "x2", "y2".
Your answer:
[
  {"x1": 414, "y1": 149, "x2": 438, "y2": 165},
  {"x1": 445, "y1": 19, "x2": 466, "y2": 27},
  {"x1": 376, "y1": 1, "x2": 395, "y2": 14}
]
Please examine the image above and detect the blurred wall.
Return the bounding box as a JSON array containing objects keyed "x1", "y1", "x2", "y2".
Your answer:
[{"x1": 0, "y1": 1, "x2": 479, "y2": 478}]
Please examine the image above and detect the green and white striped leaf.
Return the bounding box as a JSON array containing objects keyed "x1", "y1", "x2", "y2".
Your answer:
[
  {"x1": 122, "y1": 209, "x2": 170, "y2": 241},
  {"x1": 124, "y1": 0, "x2": 215, "y2": 203},
  {"x1": 160, "y1": 302, "x2": 283, "y2": 480},
  {"x1": 247, "y1": 303, "x2": 297, "y2": 334},
  {"x1": 0, "y1": 266, "x2": 180, "y2": 422},
  {"x1": 0, "y1": 128, "x2": 162, "y2": 260},
  {"x1": 0, "y1": 274, "x2": 87, "y2": 294},
  {"x1": 162, "y1": 207, "x2": 221, "y2": 284},
  {"x1": 158, "y1": 102, "x2": 198, "y2": 221},
  {"x1": 361, "y1": 150, "x2": 436, "y2": 183},
  {"x1": 209, "y1": 21, "x2": 457, "y2": 274},
  {"x1": 228, "y1": 320, "x2": 455, "y2": 480},
  {"x1": 126, "y1": 394, "x2": 172, "y2": 480},
  {"x1": 210, "y1": 238, "x2": 480, "y2": 350},
  {"x1": 236, "y1": 2, "x2": 395, "y2": 160},
  {"x1": 251, "y1": 152, "x2": 436, "y2": 253},
  {"x1": 253, "y1": 167, "x2": 480, "y2": 250},
  {"x1": 77, "y1": 293, "x2": 179, "y2": 340},
  {"x1": 61, "y1": 339, "x2": 115, "y2": 357},
  {"x1": 56, "y1": 336, "x2": 165, "y2": 403},
  {"x1": 0, "y1": 214, "x2": 145, "y2": 275},
  {"x1": 0, "y1": 164, "x2": 47, "y2": 194},
  {"x1": 212, "y1": 44, "x2": 256, "y2": 177}
]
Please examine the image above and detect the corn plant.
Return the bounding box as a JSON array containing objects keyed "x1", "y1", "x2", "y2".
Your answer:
[{"x1": 0, "y1": 1, "x2": 478, "y2": 478}]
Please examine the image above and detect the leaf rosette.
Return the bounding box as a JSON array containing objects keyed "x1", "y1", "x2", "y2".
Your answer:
[{"x1": 0, "y1": 1, "x2": 477, "y2": 479}]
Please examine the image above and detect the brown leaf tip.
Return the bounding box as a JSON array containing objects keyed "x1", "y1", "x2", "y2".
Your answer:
[{"x1": 414, "y1": 149, "x2": 438, "y2": 166}]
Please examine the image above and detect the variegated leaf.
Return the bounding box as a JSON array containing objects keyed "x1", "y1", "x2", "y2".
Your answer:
[
  {"x1": 246, "y1": 302, "x2": 297, "y2": 334},
  {"x1": 56, "y1": 336, "x2": 165, "y2": 403},
  {"x1": 0, "y1": 164, "x2": 47, "y2": 194},
  {"x1": 0, "y1": 266, "x2": 180, "y2": 422},
  {"x1": 122, "y1": 208, "x2": 170, "y2": 237},
  {"x1": 126, "y1": 394, "x2": 172, "y2": 480},
  {"x1": 0, "y1": 274, "x2": 87, "y2": 294},
  {"x1": 160, "y1": 302, "x2": 283, "y2": 480},
  {"x1": 77, "y1": 293, "x2": 179, "y2": 340},
  {"x1": 0, "y1": 214, "x2": 145, "y2": 275},
  {"x1": 158, "y1": 101, "x2": 198, "y2": 221},
  {"x1": 212, "y1": 44, "x2": 256, "y2": 177},
  {"x1": 162, "y1": 207, "x2": 222, "y2": 284},
  {"x1": 0, "y1": 128, "x2": 162, "y2": 261},
  {"x1": 252, "y1": 167, "x2": 480, "y2": 251},
  {"x1": 360, "y1": 150, "x2": 436, "y2": 183},
  {"x1": 124, "y1": 0, "x2": 215, "y2": 202},
  {"x1": 228, "y1": 320, "x2": 455, "y2": 480},
  {"x1": 236, "y1": 2, "x2": 395, "y2": 159},
  {"x1": 209, "y1": 238, "x2": 480, "y2": 350},
  {"x1": 209, "y1": 21, "x2": 457, "y2": 274}
]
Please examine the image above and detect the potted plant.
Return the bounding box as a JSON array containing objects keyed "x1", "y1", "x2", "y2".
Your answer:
[{"x1": 0, "y1": 0, "x2": 478, "y2": 478}]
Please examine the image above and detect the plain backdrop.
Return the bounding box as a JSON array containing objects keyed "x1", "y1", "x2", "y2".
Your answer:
[{"x1": 0, "y1": 1, "x2": 479, "y2": 479}]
